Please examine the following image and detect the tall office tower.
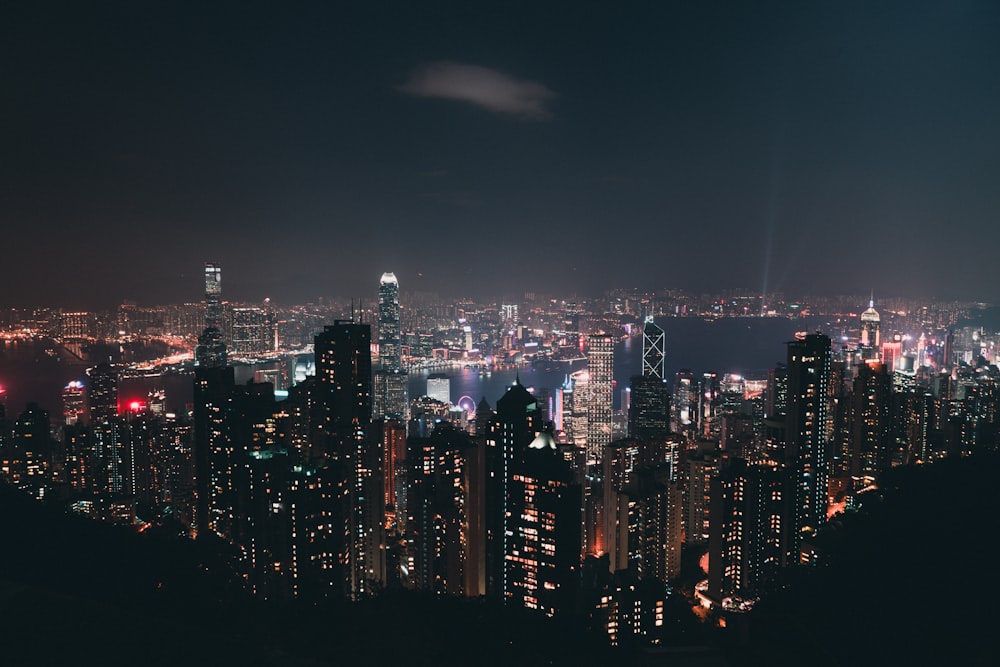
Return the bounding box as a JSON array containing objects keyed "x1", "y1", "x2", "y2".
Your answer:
[
  {"x1": 62, "y1": 381, "x2": 86, "y2": 426},
  {"x1": 859, "y1": 298, "x2": 881, "y2": 360},
  {"x1": 849, "y1": 362, "x2": 892, "y2": 485},
  {"x1": 484, "y1": 380, "x2": 543, "y2": 599},
  {"x1": 671, "y1": 369, "x2": 697, "y2": 436},
  {"x1": 565, "y1": 370, "x2": 588, "y2": 447},
  {"x1": 230, "y1": 306, "x2": 273, "y2": 356},
  {"x1": 641, "y1": 317, "x2": 665, "y2": 380},
  {"x1": 378, "y1": 273, "x2": 401, "y2": 369},
  {"x1": 193, "y1": 329, "x2": 235, "y2": 538},
  {"x1": 204, "y1": 263, "x2": 223, "y2": 331},
  {"x1": 586, "y1": 334, "x2": 614, "y2": 463},
  {"x1": 785, "y1": 333, "x2": 832, "y2": 547},
  {"x1": 943, "y1": 330, "x2": 955, "y2": 372},
  {"x1": 314, "y1": 320, "x2": 385, "y2": 598},
  {"x1": 87, "y1": 363, "x2": 126, "y2": 497},
  {"x1": 708, "y1": 458, "x2": 790, "y2": 603},
  {"x1": 506, "y1": 430, "x2": 582, "y2": 616},
  {"x1": 406, "y1": 423, "x2": 479, "y2": 595},
  {"x1": 88, "y1": 362, "x2": 119, "y2": 423},
  {"x1": 374, "y1": 273, "x2": 409, "y2": 421},
  {"x1": 699, "y1": 372, "x2": 721, "y2": 439},
  {"x1": 629, "y1": 375, "x2": 670, "y2": 440}
]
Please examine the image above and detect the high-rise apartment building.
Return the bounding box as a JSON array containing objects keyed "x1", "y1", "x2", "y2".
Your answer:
[
  {"x1": 506, "y1": 430, "x2": 581, "y2": 616},
  {"x1": 485, "y1": 380, "x2": 543, "y2": 599},
  {"x1": 785, "y1": 333, "x2": 832, "y2": 547},
  {"x1": 314, "y1": 320, "x2": 385, "y2": 598}
]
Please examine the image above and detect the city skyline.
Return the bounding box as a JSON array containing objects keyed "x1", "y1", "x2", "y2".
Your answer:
[{"x1": 3, "y1": 2, "x2": 1000, "y2": 308}]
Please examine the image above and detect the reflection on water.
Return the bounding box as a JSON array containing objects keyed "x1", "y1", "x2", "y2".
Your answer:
[{"x1": 408, "y1": 316, "x2": 839, "y2": 409}]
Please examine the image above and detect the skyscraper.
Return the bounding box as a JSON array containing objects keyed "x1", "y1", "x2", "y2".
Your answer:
[
  {"x1": 506, "y1": 429, "x2": 581, "y2": 616},
  {"x1": 630, "y1": 318, "x2": 670, "y2": 441},
  {"x1": 709, "y1": 458, "x2": 790, "y2": 603},
  {"x1": 485, "y1": 380, "x2": 543, "y2": 599},
  {"x1": 859, "y1": 297, "x2": 881, "y2": 360},
  {"x1": 641, "y1": 317, "x2": 665, "y2": 380},
  {"x1": 314, "y1": 320, "x2": 385, "y2": 598},
  {"x1": 378, "y1": 273, "x2": 401, "y2": 371},
  {"x1": 374, "y1": 272, "x2": 409, "y2": 421},
  {"x1": 193, "y1": 329, "x2": 235, "y2": 538},
  {"x1": 586, "y1": 334, "x2": 614, "y2": 463},
  {"x1": 204, "y1": 263, "x2": 222, "y2": 331},
  {"x1": 785, "y1": 333, "x2": 832, "y2": 547}
]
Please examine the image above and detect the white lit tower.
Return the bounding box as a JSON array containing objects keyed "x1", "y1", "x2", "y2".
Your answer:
[
  {"x1": 374, "y1": 272, "x2": 409, "y2": 422},
  {"x1": 641, "y1": 316, "x2": 665, "y2": 380},
  {"x1": 859, "y1": 296, "x2": 881, "y2": 361}
]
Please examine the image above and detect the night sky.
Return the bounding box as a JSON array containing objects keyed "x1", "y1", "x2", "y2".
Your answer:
[{"x1": 3, "y1": 1, "x2": 999, "y2": 308}]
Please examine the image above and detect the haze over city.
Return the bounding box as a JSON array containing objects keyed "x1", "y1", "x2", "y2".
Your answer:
[
  {"x1": 3, "y1": 3, "x2": 1000, "y2": 666},
  {"x1": 3, "y1": 1, "x2": 1000, "y2": 307}
]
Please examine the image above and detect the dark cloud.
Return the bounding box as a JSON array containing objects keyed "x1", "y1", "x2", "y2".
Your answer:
[{"x1": 398, "y1": 61, "x2": 555, "y2": 119}]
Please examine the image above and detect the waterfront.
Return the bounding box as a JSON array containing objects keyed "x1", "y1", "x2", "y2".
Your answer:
[{"x1": 408, "y1": 315, "x2": 839, "y2": 409}]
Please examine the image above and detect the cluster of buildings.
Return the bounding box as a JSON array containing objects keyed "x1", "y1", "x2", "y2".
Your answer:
[{"x1": 1, "y1": 267, "x2": 999, "y2": 647}]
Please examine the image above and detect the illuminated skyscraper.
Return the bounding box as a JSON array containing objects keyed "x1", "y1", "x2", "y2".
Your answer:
[
  {"x1": 378, "y1": 273, "x2": 401, "y2": 371},
  {"x1": 586, "y1": 334, "x2": 614, "y2": 463},
  {"x1": 88, "y1": 362, "x2": 119, "y2": 423},
  {"x1": 672, "y1": 369, "x2": 697, "y2": 436},
  {"x1": 375, "y1": 273, "x2": 409, "y2": 421},
  {"x1": 204, "y1": 263, "x2": 223, "y2": 331},
  {"x1": 231, "y1": 306, "x2": 274, "y2": 356},
  {"x1": 785, "y1": 333, "x2": 832, "y2": 547},
  {"x1": 406, "y1": 423, "x2": 478, "y2": 596},
  {"x1": 193, "y1": 329, "x2": 234, "y2": 538},
  {"x1": 506, "y1": 429, "x2": 581, "y2": 616},
  {"x1": 62, "y1": 381, "x2": 86, "y2": 426},
  {"x1": 859, "y1": 297, "x2": 881, "y2": 360},
  {"x1": 485, "y1": 380, "x2": 543, "y2": 599},
  {"x1": 314, "y1": 320, "x2": 385, "y2": 598},
  {"x1": 709, "y1": 458, "x2": 790, "y2": 603},
  {"x1": 641, "y1": 317, "x2": 665, "y2": 380},
  {"x1": 848, "y1": 361, "x2": 892, "y2": 485}
]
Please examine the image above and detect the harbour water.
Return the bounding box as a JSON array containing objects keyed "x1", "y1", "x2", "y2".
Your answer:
[
  {"x1": 1, "y1": 315, "x2": 841, "y2": 419},
  {"x1": 408, "y1": 315, "x2": 838, "y2": 409}
]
